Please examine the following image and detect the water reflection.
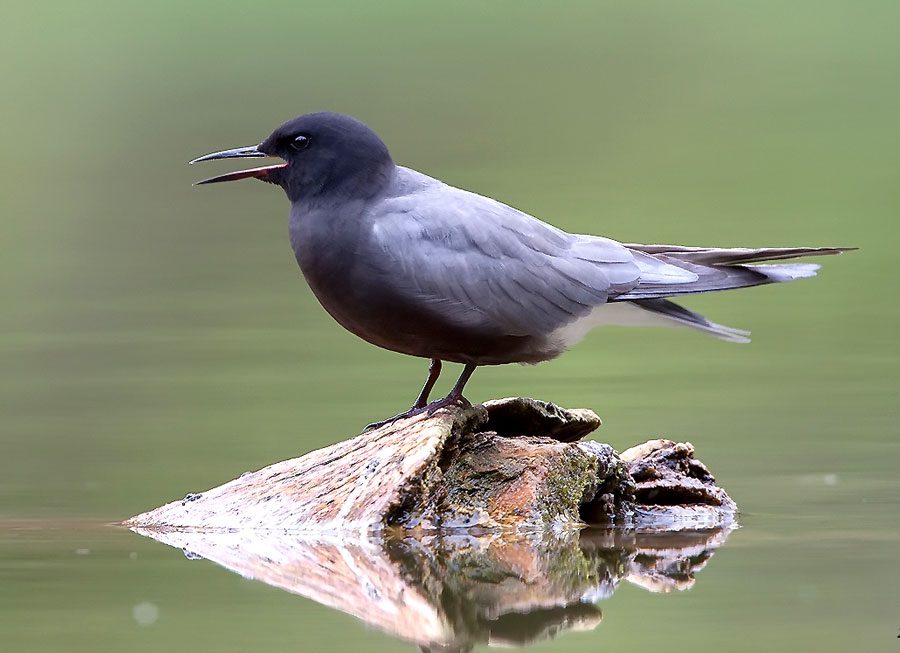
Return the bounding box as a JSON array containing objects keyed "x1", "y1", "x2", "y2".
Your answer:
[{"x1": 130, "y1": 526, "x2": 733, "y2": 650}]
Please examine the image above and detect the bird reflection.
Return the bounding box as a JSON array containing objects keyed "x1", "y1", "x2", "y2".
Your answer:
[{"x1": 130, "y1": 526, "x2": 732, "y2": 650}]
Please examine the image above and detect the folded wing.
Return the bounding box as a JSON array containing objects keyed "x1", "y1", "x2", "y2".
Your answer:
[
  {"x1": 368, "y1": 181, "x2": 649, "y2": 337},
  {"x1": 366, "y1": 170, "x2": 853, "y2": 343},
  {"x1": 613, "y1": 244, "x2": 854, "y2": 300}
]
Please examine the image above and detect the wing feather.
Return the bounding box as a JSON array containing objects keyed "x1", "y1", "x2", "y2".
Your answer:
[{"x1": 368, "y1": 178, "x2": 640, "y2": 337}]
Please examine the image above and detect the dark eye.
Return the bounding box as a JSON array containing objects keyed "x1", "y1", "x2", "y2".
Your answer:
[{"x1": 290, "y1": 134, "x2": 311, "y2": 151}]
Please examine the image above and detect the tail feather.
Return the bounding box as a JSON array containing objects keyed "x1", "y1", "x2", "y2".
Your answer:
[
  {"x1": 747, "y1": 262, "x2": 821, "y2": 282},
  {"x1": 631, "y1": 298, "x2": 751, "y2": 343}
]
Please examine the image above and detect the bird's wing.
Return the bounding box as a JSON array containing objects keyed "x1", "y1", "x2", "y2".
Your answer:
[
  {"x1": 624, "y1": 244, "x2": 854, "y2": 266},
  {"x1": 613, "y1": 243, "x2": 854, "y2": 300},
  {"x1": 367, "y1": 181, "x2": 649, "y2": 337}
]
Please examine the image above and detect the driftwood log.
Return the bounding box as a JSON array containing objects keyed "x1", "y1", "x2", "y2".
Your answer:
[{"x1": 124, "y1": 397, "x2": 736, "y2": 532}]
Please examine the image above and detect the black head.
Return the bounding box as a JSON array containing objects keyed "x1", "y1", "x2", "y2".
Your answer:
[{"x1": 190, "y1": 112, "x2": 394, "y2": 202}]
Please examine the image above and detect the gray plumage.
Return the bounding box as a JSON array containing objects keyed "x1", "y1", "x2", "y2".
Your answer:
[{"x1": 192, "y1": 112, "x2": 853, "y2": 412}]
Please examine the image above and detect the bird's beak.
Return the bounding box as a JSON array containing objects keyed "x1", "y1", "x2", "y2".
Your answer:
[{"x1": 189, "y1": 145, "x2": 288, "y2": 185}]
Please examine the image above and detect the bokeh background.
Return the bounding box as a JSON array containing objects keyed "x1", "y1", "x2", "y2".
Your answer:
[{"x1": 1, "y1": 1, "x2": 897, "y2": 651}]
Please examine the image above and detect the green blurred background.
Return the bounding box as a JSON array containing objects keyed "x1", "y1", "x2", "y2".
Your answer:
[{"x1": 1, "y1": 1, "x2": 897, "y2": 651}]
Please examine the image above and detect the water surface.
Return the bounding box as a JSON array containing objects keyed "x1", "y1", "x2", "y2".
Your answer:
[{"x1": 1, "y1": 1, "x2": 898, "y2": 651}]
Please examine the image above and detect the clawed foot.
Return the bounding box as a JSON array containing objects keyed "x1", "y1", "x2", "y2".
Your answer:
[
  {"x1": 363, "y1": 394, "x2": 471, "y2": 432},
  {"x1": 363, "y1": 407, "x2": 422, "y2": 432},
  {"x1": 423, "y1": 393, "x2": 471, "y2": 413}
]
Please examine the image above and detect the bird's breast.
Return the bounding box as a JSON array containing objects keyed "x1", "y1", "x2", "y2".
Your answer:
[
  {"x1": 289, "y1": 204, "x2": 414, "y2": 352},
  {"x1": 289, "y1": 205, "x2": 364, "y2": 306}
]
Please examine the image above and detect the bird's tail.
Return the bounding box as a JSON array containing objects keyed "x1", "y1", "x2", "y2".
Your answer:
[
  {"x1": 614, "y1": 245, "x2": 855, "y2": 300},
  {"x1": 630, "y1": 298, "x2": 751, "y2": 343}
]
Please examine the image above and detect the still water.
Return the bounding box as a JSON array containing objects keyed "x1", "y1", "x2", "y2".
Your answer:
[
  {"x1": 2, "y1": 1, "x2": 899, "y2": 651},
  {"x1": 2, "y1": 478, "x2": 897, "y2": 653}
]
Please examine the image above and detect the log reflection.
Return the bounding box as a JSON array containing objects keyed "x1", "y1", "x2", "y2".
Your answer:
[{"x1": 130, "y1": 526, "x2": 732, "y2": 650}]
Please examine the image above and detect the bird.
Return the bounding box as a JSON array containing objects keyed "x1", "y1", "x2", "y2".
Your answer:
[{"x1": 191, "y1": 111, "x2": 852, "y2": 425}]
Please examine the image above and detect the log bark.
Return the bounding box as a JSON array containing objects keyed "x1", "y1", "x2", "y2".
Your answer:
[{"x1": 123, "y1": 397, "x2": 736, "y2": 533}]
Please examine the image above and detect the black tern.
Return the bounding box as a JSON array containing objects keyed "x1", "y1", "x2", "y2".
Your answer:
[{"x1": 191, "y1": 112, "x2": 852, "y2": 422}]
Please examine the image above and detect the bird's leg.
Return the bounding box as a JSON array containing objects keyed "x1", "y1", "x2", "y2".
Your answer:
[
  {"x1": 448, "y1": 363, "x2": 477, "y2": 404},
  {"x1": 412, "y1": 359, "x2": 442, "y2": 409},
  {"x1": 363, "y1": 359, "x2": 443, "y2": 431},
  {"x1": 363, "y1": 361, "x2": 476, "y2": 431},
  {"x1": 425, "y1": 363, "x2": 477, "y2": 412}
]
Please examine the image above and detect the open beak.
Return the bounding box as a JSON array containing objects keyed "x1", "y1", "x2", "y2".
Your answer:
[{"x1": 189, "y1": 145, "x2": 287, "y2": 185}]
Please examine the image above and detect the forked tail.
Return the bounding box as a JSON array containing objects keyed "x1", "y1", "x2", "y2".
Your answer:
[{"x1": 618, "y1": 245, "x2": 855, "y2": 341}]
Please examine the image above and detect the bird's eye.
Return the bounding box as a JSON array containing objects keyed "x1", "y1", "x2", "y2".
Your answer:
[{"x1": 290, "y1": 135, "x2": 311, "y2": 151}]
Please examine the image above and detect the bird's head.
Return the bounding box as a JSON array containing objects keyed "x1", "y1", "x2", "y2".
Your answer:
[{"x1": 191, "y1": 112, "x2": 394, "y2": 202}]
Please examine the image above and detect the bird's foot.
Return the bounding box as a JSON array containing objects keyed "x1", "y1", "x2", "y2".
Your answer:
[
  {"x1": 363, "y1": 407, "x2": 423, "y2": 432},
  {"x1": 422, "y1": 393, "x2": 471, "y2": 414},
  {"x1": 362, "y1": 394, "x2": 471, "y2": 432}
]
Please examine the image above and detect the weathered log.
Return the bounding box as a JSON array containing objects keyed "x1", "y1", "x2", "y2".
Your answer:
[{"x1": 123, "y1": 397, "x2": 736, "y2": 533}]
